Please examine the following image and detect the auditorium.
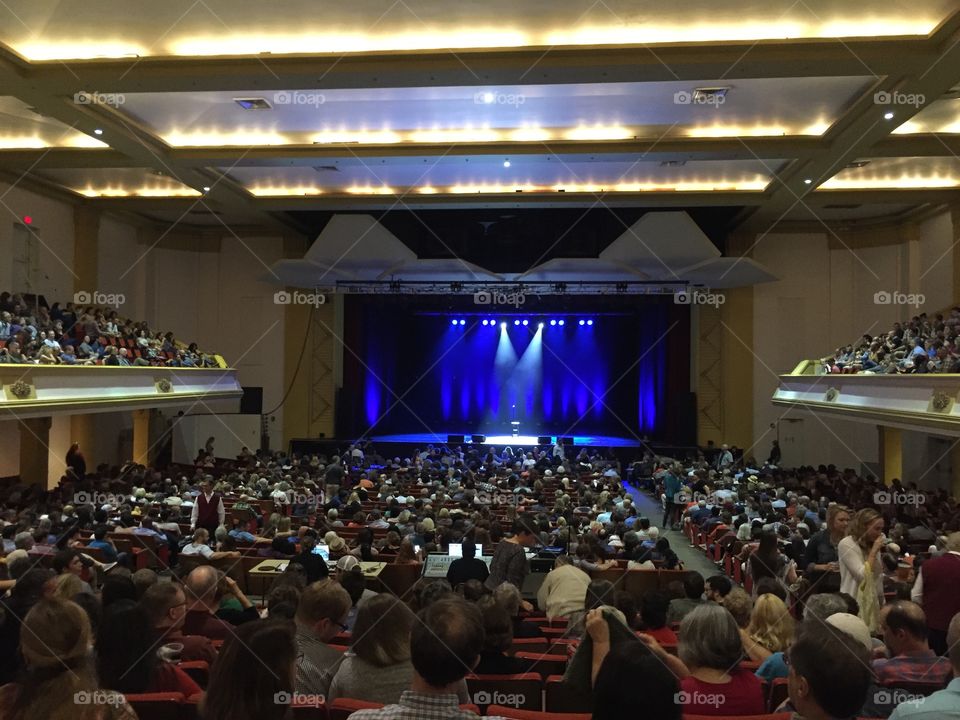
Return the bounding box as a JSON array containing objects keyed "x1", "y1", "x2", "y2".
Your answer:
[{"x1": 2, "y1": 2, "x2": 960, "y2": 719}]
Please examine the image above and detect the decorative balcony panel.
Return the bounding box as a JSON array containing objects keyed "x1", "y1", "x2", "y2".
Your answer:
[{"x1": 0, "y1": 365, "x2": 242, "y2": 419}]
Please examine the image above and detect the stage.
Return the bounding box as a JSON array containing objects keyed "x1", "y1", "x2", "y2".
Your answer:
[{"x1": 368, "y1": 432, "x2": 642, "y2": 448}]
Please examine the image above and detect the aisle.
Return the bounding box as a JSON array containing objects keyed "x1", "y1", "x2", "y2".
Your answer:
[{"x1": 623, "y1": 482, "x2": 726, "y2": 581}]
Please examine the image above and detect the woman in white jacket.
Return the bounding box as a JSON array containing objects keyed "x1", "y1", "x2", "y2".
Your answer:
[{"x1": 838, "y1": 508, "x2": 885, "y2": 609}]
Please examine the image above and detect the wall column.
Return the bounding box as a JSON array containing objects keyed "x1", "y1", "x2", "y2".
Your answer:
[
  {"x1": 18, "y1": 417, "x2": 51, "y2": 487},
  {"x1": 132, "y1": 409, "x2": 151, "y2": 465},
  {"x1": 73, "y1": 206, "x2": 100, "y2": 293},
  {"x1": 878, "y1": 425, "x2": 903, "y2": 486}
]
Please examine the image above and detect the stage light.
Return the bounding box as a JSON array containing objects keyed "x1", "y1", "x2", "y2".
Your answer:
[
  {"x1": 558, "y1": 319, "x2": 565, "y2": 326},
  {"x1": 459, "y1": 319, "x2": 466, "y2": 325},
  {"x1": 587, "y1": 319, "x2": 594, "y2": 326},
  {"x1": 514, "y1": 319, "x2": 520, "y2": 326},
  {"x1": 579, "y1": 319, "x2": 585, "y2": 326},
  {"x1": 550, "y1": 319, "x2": 557, "y2": 326},
  {"x1": 538, "y1": 322, "x2": 544, "y2": 328},
  {"x1": 503, "y1": 160, "x2": 511, "y2": 168},
  {"x1": 500, "y1": 321, "x2": 506, "y2": 328},
  {"x1": 488, "y1": 318, "x2": 494, "y2": 325},
  {"x1": 481, "y1": 319, "x2": 488, "y2": 326},
  {"x1": 452, "y1": 319, "x2": 459, "y2": 326},
  {"x1": 522, "y1": 319, "x2": 529, "y2": 326}
]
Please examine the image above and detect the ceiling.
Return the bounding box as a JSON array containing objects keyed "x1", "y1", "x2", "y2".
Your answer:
[{"x1": 1, "y1": 1, "x2": 960, "y2": 240}]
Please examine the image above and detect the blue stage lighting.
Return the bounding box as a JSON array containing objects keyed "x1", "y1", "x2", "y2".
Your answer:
[
  {"x1": 451, "y1": 319, "x2": 458, "y2": 326},
  {"x1": 514, "y1": 319, "x2": 520, "y2": 326},
  {"x1": 558, "y1": 319, "x2": 565, "y2": 326},
  {"x1": 522, "y1": 319, "x2": 529, "y2": 326},
  {"x1": 538, "y1": 322, "x2": 544, "y2": 328},
  {"x1": 488, "y1": 319, "x2": 494, "y2": 325},
  {"x1": 587, "y1": 319, "x2": 594, "y2": 326},
  {"x1": 481, "y1": 319, "x2": 488, "y2": 326},
  {"x1": 578, "y1": 319, "x2": 585, "y2": 326},
  {"x1": 500, "y1": 321, "x2": 506, "y2": 328},
  {"x1": 459, "y1": 319, "x2": 466, "y2": 325},
  {"x1": 550, "y1": 319, "x2": 556, "y2": 326}
]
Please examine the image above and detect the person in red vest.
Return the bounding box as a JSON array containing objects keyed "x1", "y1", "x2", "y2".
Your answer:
[
  {"x1": 190, "y1": 477, "x2": 225, "y2": 537},
  {"x1": 912, "y1": 531, "x2": 960, "y2": 655}
]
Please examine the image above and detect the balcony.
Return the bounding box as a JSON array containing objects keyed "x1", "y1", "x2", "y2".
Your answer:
[{"x1": 0, "y1": 364, "x2": 242, "y2": 419}]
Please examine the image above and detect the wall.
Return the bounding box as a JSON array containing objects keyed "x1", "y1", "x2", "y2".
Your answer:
[{"x1": 748, "y1": 209, "x2": 957, "y2": 480}]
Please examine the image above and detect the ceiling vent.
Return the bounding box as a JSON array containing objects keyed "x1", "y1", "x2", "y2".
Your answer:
[
  {"x1": 313, "y1": 165, "x2": 340, "y2": 173},
  {"x1": 659, "y1": 160, "x2": 687, "y2": 167},
  {"x1": 692, "y1": 86, "x2": 731, "y2": 102},
  {"x1": 845, "y1": 160, "x2": 871, "y2": 169},
  {"x1": 233, "y1": 97, "x2": 272, "y2": 110}
]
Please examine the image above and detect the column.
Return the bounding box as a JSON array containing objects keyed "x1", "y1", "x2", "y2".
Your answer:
[
  {"x1": 878, "y1": 425, "x2": 902, "y2": 486},
  {"x1": 132, "y1": 409, "x2": 151, "y2": 465},
  {"x1": 18, "y1": 417, "x2": 51, "y2": 487},
  {"x1": 73, "y1": 206, "x2": 100, "y2": 294}
]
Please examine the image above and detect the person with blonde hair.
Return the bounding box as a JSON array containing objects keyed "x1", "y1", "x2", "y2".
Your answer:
[
  {"x1": 839, "y1": 508, "x2": 885, "y2": 627},
  {"x1": 743, "y1": 593, "x2": 795, "y2": 662},
  {"x1": 0, "y1": 598, "x2": 136, "y2": 720},
  {"x1": 51, "y1": 573, "x2": 84, "y2": 600}
]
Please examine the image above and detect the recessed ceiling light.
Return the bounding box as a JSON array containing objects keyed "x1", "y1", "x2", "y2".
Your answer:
[
  {"x1": 503, "y1": 160, "x2": 511, "y2": 168},
  {"x1": 884, "y1": 111, "x2": 895, "y2": 120},
  {"x1": 93, "y1": 128, "x2": 103, "y2": 135},
  {"x1": 202, "y1": 186, "x2": 211, "y2": 192},
  {"x1": 482, "y1": 92, "x2": 495, "y2": 104},
  {"x1": 233, "y1": 97, "x2": 272, "y2": 110},
  {"x1": 804, "y1": 178, "x2": 813, "y2": 184}
]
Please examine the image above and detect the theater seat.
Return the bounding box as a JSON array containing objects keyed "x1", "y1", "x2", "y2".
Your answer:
[
  {"x1": 178, "y1": 660, "x2": 209, "y2": 688},
  {"x1": 328, "y1": 698, "x2": 381, "y2": 720},
  {"x1": 487, "y1": 705, "x2": 590, "y2": 720},
  {"x1": 466, "y1": 673, "x2": 542, "y2": 712},
  {"x1": 544, "y1": 675, "x2": 592, "y2": 713},
  {"x1": 767, "y1": 677, "x2": 789, "y2": 712},
  {"x1": 290, "y1": 696, "x2": 328, "y2": 720},
  {"x1": 684, "y1": 714, "x2": 793, "y2": 720},
  {"x1": 125, "y1": 692, "x2": 187, "y2": 720},
  {"x1": 881, "y1": 679, "x2": 948, "y2": 696},
  {"x1": 514, "y1": 652, "x2": 567, "y2": 678}
]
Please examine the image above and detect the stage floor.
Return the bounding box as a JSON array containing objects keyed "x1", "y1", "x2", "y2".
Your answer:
[{"x1": 368, "y1": 432, "x2": 642, "y2": 448}]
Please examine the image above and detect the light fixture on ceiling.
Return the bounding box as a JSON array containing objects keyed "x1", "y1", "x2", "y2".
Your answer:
[
  {"x1": 93, "y1": 128, "x2": 104, "y2": 135},
  {"x1": 884, "y1": 111, "x2": 895, "y2": 120},
  {"x1": 804, "y1": 178, "x2": 813, "y2": 185},
  {"x1": 234, "y1": 97, "x2": 272, "y2": 110},
  {"x1": 202, "y1": 186, "x2": 211, "y2": 192},
  {"x1": 503, "y1": 160, "x2": 511, "y2": 168}
]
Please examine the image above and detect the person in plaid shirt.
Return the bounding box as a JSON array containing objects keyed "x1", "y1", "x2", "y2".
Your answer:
[
  {"x1": 873, "y1": 601, "x2": 953, "y2": 686},
  {"x1": 350, "y1": 597, "x2": 507, "y2": 720}
]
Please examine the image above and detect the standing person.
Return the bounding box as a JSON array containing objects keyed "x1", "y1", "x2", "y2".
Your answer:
[
  {"x1": 766, "y1": 440, "x2": 781, "y2": 466},
  {"x1": 803, "y1": 504, "x2": 849, "y2": 594},
  {"x1": 65, "y1": 442, "x2": 86, "y2": 479},
  {"x1": 190, "y1": 477, "x2": 225, "y2": 537},
  {"x1": 911, "y1": 531, "x2": 960, "y2": 655},
  {"x1": 536, "y1": 555, "x2": 591, "y2": 621},
  {"x1": 662, "y1": 463, "x2": 683, "y2": 531},
  {"x1": 839, "y1": 508, "x2": 886, "y2": 629},
  {"x1": 484, "y1": 516, "x2": 537, "y2": 597}
]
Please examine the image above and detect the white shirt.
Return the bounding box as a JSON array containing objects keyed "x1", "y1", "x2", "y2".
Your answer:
[
  {"x1": 181, "y1": 542, "x2": 214, "y2": 558},
  {"x1": 838, "y1": 535, "x2": 884, "y2": 600}
]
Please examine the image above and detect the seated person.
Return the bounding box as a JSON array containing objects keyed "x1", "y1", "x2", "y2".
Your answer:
[
  {"x1": 874, "y1": 601, "x2": 953, "y2": 686},
  {"x1": 473, "y1": 597, "x2": 527, "y2": 675},
  {"x1": 889, "y1": 612, "x2": 960, "y2": 719},
  {"x1": 667, "y1": 572, "x2": 706, "y2": 624}
]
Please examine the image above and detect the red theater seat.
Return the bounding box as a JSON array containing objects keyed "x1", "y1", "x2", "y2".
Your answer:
[{"x1": 487, "y1": 706, "x2": 590, "y2": 720}]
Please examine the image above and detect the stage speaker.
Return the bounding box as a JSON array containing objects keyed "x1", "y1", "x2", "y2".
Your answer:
[
  {"x1": 560, "y1": 436, "x2": 574, "y2": 445},
  {"x1": 471, "y1": 434, "x2": 486, "y2": 443},
  {"x1": 537, "y1": 435, "x2": 552, "y2": 445},
  {"x1": 239, "y1": 386, "x2": 263, "y2": 415},
  {"x1": 447, "y1": 434, "x2": 465, "y2": 444}
]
